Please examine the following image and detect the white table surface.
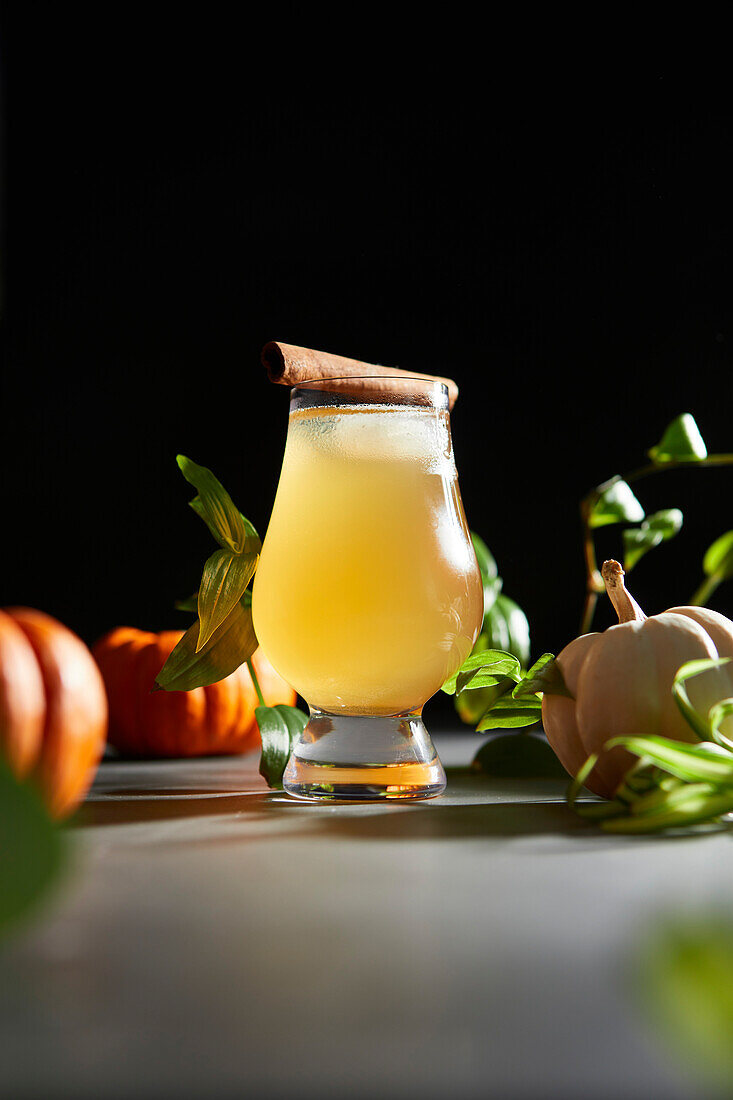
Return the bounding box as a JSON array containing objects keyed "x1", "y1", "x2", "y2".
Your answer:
[{"x1": 0, "y1": 732, "x2": 727, "y2": 1100}]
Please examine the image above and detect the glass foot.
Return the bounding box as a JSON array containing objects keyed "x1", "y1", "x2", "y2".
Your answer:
[{"x1": 283, "y1": 710, "x2": 446, "y2": 801}]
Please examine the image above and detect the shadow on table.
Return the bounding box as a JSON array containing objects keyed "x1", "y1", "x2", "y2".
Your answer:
[
  {"x1": 317, "y1": 798, "x2": 586, "y2": 841},
  {"x1": 71, "y1": 790, "x2": 277, "y2": 828},
  {"x1": 71, "y1": 768, "x2": 595, "y2": 842}
]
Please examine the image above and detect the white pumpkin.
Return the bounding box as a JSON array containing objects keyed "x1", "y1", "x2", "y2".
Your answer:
[{"x1": 542, "y1": 560, "x2": 733, "y2": 798}]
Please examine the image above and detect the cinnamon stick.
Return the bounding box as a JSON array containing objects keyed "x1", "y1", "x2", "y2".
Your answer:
[{"x1": 261, "y1": 341, "x2": 459, "y2": 409}]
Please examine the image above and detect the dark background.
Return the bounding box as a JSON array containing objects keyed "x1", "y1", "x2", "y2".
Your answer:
[{"x1": 2, "y1": 13, "x2": 732, "y2": 726}]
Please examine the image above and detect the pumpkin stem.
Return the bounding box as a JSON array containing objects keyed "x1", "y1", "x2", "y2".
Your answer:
[{"x1": 601, "y1": 560, "x2": 647, "y2": 623}]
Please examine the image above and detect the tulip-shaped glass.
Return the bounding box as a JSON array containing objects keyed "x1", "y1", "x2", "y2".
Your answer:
[{"x1": 252, "y1": 377, "x2": 483, "y2": 799}]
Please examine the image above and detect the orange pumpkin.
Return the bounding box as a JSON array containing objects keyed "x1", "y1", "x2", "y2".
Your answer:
[
  {"x1": 0, "y1": 607, "x2": 108, "y2": 818},
  {"x1": 92, "y1": 627, "x2": 297, "y2": 757}
]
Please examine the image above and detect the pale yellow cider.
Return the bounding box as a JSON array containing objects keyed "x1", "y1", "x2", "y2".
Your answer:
[{"x1": 252, "y1": 404, "x2": 483, "y2": 716}]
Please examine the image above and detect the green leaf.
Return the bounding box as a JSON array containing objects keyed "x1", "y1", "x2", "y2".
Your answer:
[
  {"x1": 470, "y1": 532, "x2": 502, "y2": 618},
  {"x1": 475, "y1": 693, "x2": 542, "y2": 731},
  {"x1": 672, "y1": 657, "x2": 732, "y2": 742},
  {"x1": 567, "y1": 731, "x2": 733, "y2": 834},
  {"x1": 441, "y1": 648, "x2": 522, "y2": 696},
  {"x1": 273, "y1": 703, "x2": 309, "y2": 739},
  {"x1": 238, "y1": 512, "x2": 261, "y2": 549},
  {"x1": 189, "y1": 494, "x2": 261, "y2": 555},
  {"x1": 458, "y1": 653, "x2": 552, "y2": 728},
  {"x1": 470, "y1": 531, "x2": 498, "y2": 583},
  {"x1": 483, "y1": 594, "x2": 531, "y2": 667},
  {"x1": 471, "y1": 733, "x2": 568, "y2": 778},
  {"x1": 176, "y1": 588, "x2": 252, "y2": 614},
  {"x1": 196, "y1": 548, "x2": 259, "y2": 651},
  {"x1": 174, "y1": 593, "x2": 199, "y2": 613},
  {"x1": 0, "y1": 760, "x2": 66, "y2": 933},
  {"x1": 155, "y1": 597, "x2": 258, "y2": 691},
  {"x1": 257, "y1": 704, "x2": 308, "y2": 789},
  {"x1": 513, "y1": 652, "x2": 571, "y2": 699},
  {"x1": 256, "y1": 708, "x2": 290, "y2": 789},
  {"x1": 482, "y1": 578, "x2": 503, "y2": 620},
  {"x1": 648, "y1": 413, "x2": 708, "y2": 464},
  {"x1": 703, "y1": 530, "x2": 733, "y2": 581},
  {"x1": 709, "y1": 698, "x2": 733, "y2": 750},
  {"x1": 674, "y1": 656, "x2": 731, "y2": 681},
  {"x1": 643, "y1": 508, "x2": 685, "y2": 540},
  {"x1": 626, "y1": 780, "x2": 714, "y2": 817},
  {"x1": 456, "y1": 676, "x2": 516, "y2": 726},
  {"x1": 636, "y1": 917, "x2": 733, "y2": 1083},
  {"x1": 589, "y1": 477, "x2": 645, "y2": 529},
  {"x1": 615, "y1": 763, "x2": 666, "y2": 804},
  {"x1": 601, "y1": 785, "x2": 733, "y2": 833},
  {"x1": 177, "y1": 455, "x2": 258, "y2": 554},
  {"x1": 566, "y1": 753, "x2": 600, "y2": 811},
  {"x1": 623, "y1": 508, "x2": 684, "y2": 572},
  {"x1": 604, "y1": 734, "x2": 733, "y2": 784},
  {"x1": 574, "y1": 799, "x2": 628, "y2": 820},
  {"x1": 456, "y1": 654, "x2": 524, "y2": 696}
]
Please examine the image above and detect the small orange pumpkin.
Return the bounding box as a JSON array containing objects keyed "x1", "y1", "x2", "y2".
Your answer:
[
  {"x1": 93, "y1": 627, "x2": 296, "y2": 757},
  {"x1": 0, "y1": 607, "x2": 108, "y2": 818},
  {"x1": 542, "y1": 561, "x2": 733, "y2": 798}
]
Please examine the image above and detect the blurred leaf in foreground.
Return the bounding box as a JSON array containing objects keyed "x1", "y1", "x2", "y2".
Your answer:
[
  {"x1": 635, "y1": 914, "x2": 733, "y2": 1091},
  {"x1": 0, "y1": 760, "x2": 66, "y2": 934}
]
